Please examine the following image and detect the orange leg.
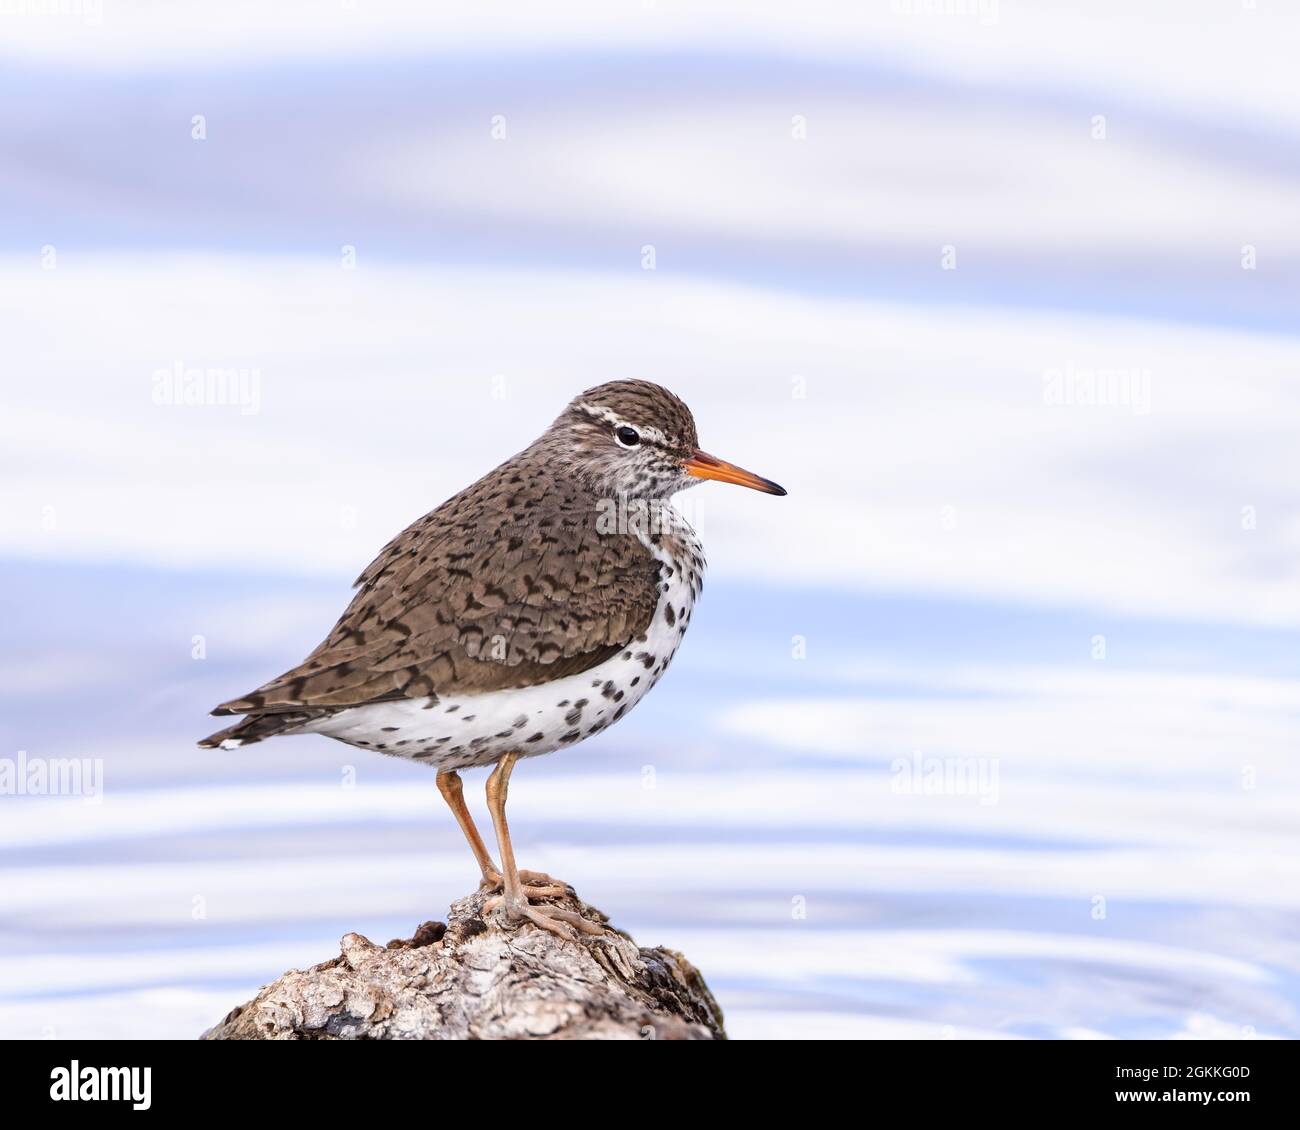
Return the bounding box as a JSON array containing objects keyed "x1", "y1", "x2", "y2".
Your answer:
[
  {"x1": 437, "y1": 768, "x2": 566, "y2": 893},
  {"x1": 481, "y1": 752, "x2": 604, "y2": 939}
]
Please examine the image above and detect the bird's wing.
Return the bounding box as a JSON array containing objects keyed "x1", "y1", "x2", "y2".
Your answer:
[{"x1": 211, "y1": 458, "x2": 661, "y2": 715}]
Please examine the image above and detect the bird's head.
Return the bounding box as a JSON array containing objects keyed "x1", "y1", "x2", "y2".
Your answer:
[{"x1": 541, "y1": 379, "x2": 786, "y2": 500}]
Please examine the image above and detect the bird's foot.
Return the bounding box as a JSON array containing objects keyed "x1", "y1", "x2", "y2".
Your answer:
[
  {"x1": 483, "y1": 890, "x2": 607, "y2": 941},
  {"x1": 479, "y1": 869, "x2": 569, "y2": 899}
]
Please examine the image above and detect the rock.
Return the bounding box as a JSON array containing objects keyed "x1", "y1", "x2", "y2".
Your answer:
[{"x1": 201, "y1": 887, "x2": 725, "y2": 1040}]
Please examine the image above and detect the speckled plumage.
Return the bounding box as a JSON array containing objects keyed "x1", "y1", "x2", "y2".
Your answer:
[{"x1": 200, "y1": 380, "x2": 709, "y2": 766}]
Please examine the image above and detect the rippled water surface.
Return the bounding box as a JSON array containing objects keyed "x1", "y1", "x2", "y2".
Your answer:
[{"x1": 5, "y1": 3, "x2": 1300, "y2": 1042}]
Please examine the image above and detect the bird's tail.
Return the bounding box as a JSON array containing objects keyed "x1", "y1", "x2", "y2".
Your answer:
[{"x1": 198, "y1": 711, "x2": 316, "y2": 750}]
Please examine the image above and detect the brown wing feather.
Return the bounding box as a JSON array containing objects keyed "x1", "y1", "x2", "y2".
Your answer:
[{"x1": 212, "y1": 452, "x2": 660, "y2": 717}]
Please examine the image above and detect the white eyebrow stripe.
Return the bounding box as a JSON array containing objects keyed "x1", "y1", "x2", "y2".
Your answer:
[{"x1": 574, "y1": 402, "x2": 670, "y2": 445}]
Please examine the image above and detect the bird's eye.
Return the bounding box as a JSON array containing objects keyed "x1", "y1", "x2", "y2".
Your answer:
[{"x1": 614, "y1": 425, "x2": 641, "y2": 448}]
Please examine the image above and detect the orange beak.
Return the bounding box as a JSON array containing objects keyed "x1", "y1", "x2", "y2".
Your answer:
[{"x1": 684, "y1": 449, "x2": 786, "y2": 496}]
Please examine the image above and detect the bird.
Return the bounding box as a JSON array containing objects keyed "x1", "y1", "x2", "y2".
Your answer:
[{"x1": 200, "y1": 380, "x2": 785, "y2": 938}]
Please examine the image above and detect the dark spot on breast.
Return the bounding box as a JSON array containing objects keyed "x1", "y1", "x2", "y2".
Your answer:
[
  {"x1": 381, "y1": 726, "x2": 399, "y2": 732},
  {"x1": 526, "y1": 732, "x2": 545, "y2": 743},
  {"x1": 559, "y1": 730, "x2": 581, "y2": 743},
  {"x1": 664, "y1": 604, "x2": 676, "y2": 626}
]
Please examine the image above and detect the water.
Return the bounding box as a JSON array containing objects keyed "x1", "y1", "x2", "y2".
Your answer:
[{"x1": 4, "y1": 4, "x2": 1299, "y2": 1043}]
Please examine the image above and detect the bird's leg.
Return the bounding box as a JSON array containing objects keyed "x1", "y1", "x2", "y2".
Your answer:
[
  {"x1": 482, "y1": 752, "x2": 605, "y2": 939},
  {"x1": 437, "y1": 768, "x2": 566, "y2": 894},
  {"x1": 436, "y1": 769, "x2": 501, "y2": 885}
]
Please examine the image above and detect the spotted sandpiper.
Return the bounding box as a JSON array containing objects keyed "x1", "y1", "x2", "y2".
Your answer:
[{"x1": 200, "y1": 380, "x2": 785, "y2": 938}]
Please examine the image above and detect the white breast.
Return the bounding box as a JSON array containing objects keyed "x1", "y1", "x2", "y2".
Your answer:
[{"x1": 303, "y1": 508, "x2": 705, "y2": 771}]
